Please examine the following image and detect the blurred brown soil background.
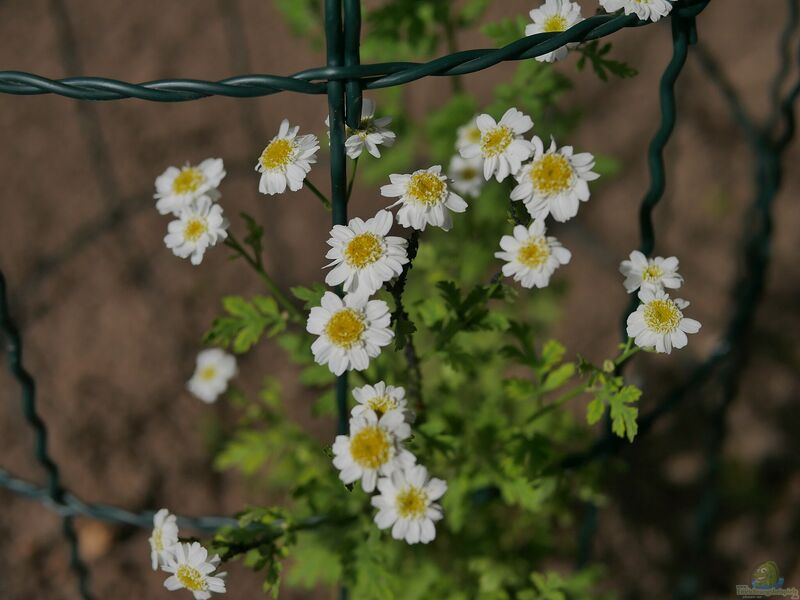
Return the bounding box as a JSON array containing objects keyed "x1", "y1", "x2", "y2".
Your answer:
[{"x1": 0, "y1": 0, "x2": 798, "y2": 598}]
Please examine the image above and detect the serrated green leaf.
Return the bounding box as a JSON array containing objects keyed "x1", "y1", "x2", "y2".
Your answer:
[{"x1": 609, "y1": 385, "x2": 641, "y2": 442}]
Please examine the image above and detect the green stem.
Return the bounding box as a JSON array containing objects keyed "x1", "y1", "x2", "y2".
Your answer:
[
  {"x1": 527, "y1": 384, "x2": 588, "y2": 425},
  {"x1": 305, "y1": 179, "x2": 332, "y2": 209},
  {"x1": 614, "y1": 338, "x2": 641, "y2": 367},
  {"x1": 346, "y1": 156, "x2": 359, "y2": 203},
  {"x1": 443, "y1": 8, "x2": 463, "y2": 94},
  {"x1": 224, "y1": 233, "x2": 303, "y2": 322}
]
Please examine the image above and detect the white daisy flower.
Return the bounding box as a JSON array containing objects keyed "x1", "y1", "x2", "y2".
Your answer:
[
  {"x1": 525, "y1": 0, "x2": 584, "y2": 63},
  {"x1": 494, "y1": 220, "x2": 571, "y2": 289},
  {"x1": 351, "y1": 381, "x2": 414, "y2": 424},
  {"x1": 455, "y1": 116, "x2": 482, "y2": 152},
  {"x1": 599, "y1": 0, "x2": 672, "y2": 22},
  {"x1": 149, "y1": 508, "x2": 179, "y2": 571},
  {"x1": 459, "y1": 107, "x2": 534, "y2": 182},
  {"x1": 380, "y1": 165, "x2": 468, "y2": 231},
  {"x1": 256, "y1": 118, "x2": 319, "y2": 195},
  {"x1": 334, "y1": 98, "x2": 396, "y2": 159},
  {"x1": 164, "y1": 196, "x2": 228, "y2": 266},
  {"x1": 626, "y1": 288, "x2": 702, "y2": 354},
  {"x1": 162, "y1": 542, "x2": 226, "y2": 600},
  {"x1": 332, "y1": 408, "x2": 415, "y2": 492},
  {"x1": 306, "y1": 292, "x2": 394, "y2": 376},
  {"x1": 187, "y1": 348, "x2": 237, "y2": 404},
  {"x1": 619, "y1": 250, "x2": 683, "y2": 294},
  {"x1": 154, "y1": 158, "x2": 226, "y2": 216},
  {"x1": 371, "y1": 465, "x2": 447, "y2": 545},
  {"x1": 324, "y1": 209, "x2": 409, "y2": 299},
  {"x1": 447, "y1": 155, "x2": 484, "y2": 199},
  {"x1": 510, "y1": 136, "x2": 599, "y2": 223}
]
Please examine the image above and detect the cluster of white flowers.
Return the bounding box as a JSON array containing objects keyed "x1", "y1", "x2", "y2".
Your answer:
[
  {"x1": 525, "y1": 0, "x2": 670, "y2": 63},
  {"x1": 187, "y1": 348, "x2": 237, "y2": 403},
  {"x1": 304, "y1": 98, "x2": 474, "y2": 376},
  {"x1": 149, "y1": 509, "x2": 227, "y2": 599},
  {"x1": 449, "y1": 104, "x2": 598, "y2": 290},
  {"x1": 621, "y1": 250, "x2": 702, "y2": 353},
  {"x1": 332, "y1": 382, "x2": 447, "y2": 544},
  {"x1": 155, "y1": 159, "x2": 229, "y2": 265},
  {"x1": 599, "y1": 0, "x2": 672, "y2": 23},
  {"x1": 523, "y1": 0, "x2": 672, "y2": 64}
]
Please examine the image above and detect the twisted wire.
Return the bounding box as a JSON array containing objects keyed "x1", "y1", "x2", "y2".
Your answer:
[
  {"x1": 0, "y1": 3, "x2": 708, "y2": 102},
  {"x1": 0, "y1": 271, "x2": 93, "y2": 598}
]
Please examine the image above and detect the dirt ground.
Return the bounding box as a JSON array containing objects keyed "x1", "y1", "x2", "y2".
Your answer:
[{"x1": 0, "y1": 1, "x2": 798, "y2": 599}]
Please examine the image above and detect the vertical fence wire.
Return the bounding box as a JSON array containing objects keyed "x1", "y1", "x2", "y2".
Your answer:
[
  {"x1": 580, "y1": 10, "x2": 698, "y2": 568},
  {"x1": 324, "y1": 0, "x2": 350, "y2": 440},
  {"x1": 0, "y1": 272, "x2": 93, "y2": 599}
]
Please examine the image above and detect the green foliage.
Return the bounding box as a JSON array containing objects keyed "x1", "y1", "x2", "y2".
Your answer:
[
  {"x1": 576, "y1": 41, "x2": 639, "y2": 81},
  {"x1": 482, "y1": 16, "x2": 528, "y2": 47},
  {"x1": 204, "y1": 2, "x2": 646, "y2": 598},
  {"x1": 274, "y1": 0, "x2": 323, "y2": 48},
  {"x1": 213, "y1": 507, "x2": 297, "y2": 596},
  {"x1": 204, "y1": 295, "x2": 286, "y2": 353},
  {"x1": 585, "y1": 367, "x2": 642, "y2": 443},
  {"x1": 289, "y1": 283, "x2": 327, "y2": 310}
]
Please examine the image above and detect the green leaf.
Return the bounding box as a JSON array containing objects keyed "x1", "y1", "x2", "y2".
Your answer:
[
  {"x1": 205, "y1": 295, "x2": 287, "y2": 353},
  {"x1": 290, "y1": 283, "x2": 327, "y2": 309},
  {"x1": 542, "y1": 363, "x2": 575, "y2": 392},
  {"x1": 540, "y1": 339, "x2": 566, "y2": 371},
  {"x1": 576, "y1": 40, "x2": 638, "y2": 82},
  {"x1": 481, "y1": 16, "x2": 527, "y2": 47},
  {"x1": 586, "y1": 396, "x2": 606, "y2": 425},
  {"x1": 285, "y1": 533, "x2": 342, "y2": 589},
  {"x1": 608, "y1": 385, "x2": 641, "y2": 442}
]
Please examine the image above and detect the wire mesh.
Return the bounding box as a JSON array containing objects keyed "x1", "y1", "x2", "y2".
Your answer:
[{"x1": 0, "y1": 0, "x2": 798, "y2": 598}]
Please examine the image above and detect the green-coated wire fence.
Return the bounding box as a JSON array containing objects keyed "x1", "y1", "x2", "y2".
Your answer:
[{"x1": 1, "y1": 0, "x2": 798, "y2": 598}]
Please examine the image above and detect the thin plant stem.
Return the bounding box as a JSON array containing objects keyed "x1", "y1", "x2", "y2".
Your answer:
[
  {"x1": 346, "y1": 156, "x2": 359, "y2": 203},
  {"x1": 304, "y1": 179, "x2": 332, "y2": 209},
  {"x1": 224, "y1": 232, "x2": 303, "y2": 322}
]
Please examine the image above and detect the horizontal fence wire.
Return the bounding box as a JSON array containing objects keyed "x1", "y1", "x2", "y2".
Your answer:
[
  {"x1": 4, "y1": 0, "x2": 800, "y2": 598},
  {"x1": 0, "y1": 2, "x2": 708, "y2": 101}
]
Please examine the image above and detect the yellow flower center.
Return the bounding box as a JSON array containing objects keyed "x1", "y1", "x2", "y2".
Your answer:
[
  {"x1": 176, "y1": 565, "x2": 207, "y2": 592},
  {"x1": 349, "y1": 425, "x2": 391, "y2": 469},
  {"x1": 542, "y1": 15, "x2": 568, "y2": 32},
  {"x1": 344, "y1": 233, "x2": 384, "y2": 268},
  {"x1": 460, "y1": 166, "x2": 478, "y2": 180},
  {"x1": 517, "y1": 237, "x2": 551, "y2": 268},
  {"x1": 643, "y1": 299, "x2": 682, "y2": 333},
  {"x1": 481, "y1": 125, "x2": 513, "y2": 157},
  {"x1": 152, "y1": 528, "x2": 164, "y2": 552},
  {"x1": 260, "y1": 138, "x2": 295, "y2": 170},
  {"x1": 641, "y1": 264, "x2": 663, "y2": 282},
  {"x1": 172, "y1": 167, "x2": 204, "y2": 195},
  {"x1": 407, "y1": 172, "x2": 446, "y2": 206},
  {"x1": 466, "y1": 126, "x2": 481, "y2": 144},
  {"x1": 396, "y1": 486, "x2": 428, "y2": 519},
  {"x1": 366, "y1": 394, "x2": 397, "y2": 419},
  {"x1": 183, "y1": 218, "x2": 208, "y2": 242},
  {"x1": 325, "y1": 309, "x2": 366, "y2": 348},
  {"x1": 530, "y1": 153, "x2": 573, "y2": 194},
  {"x1": 199, "y1": 366, "x2": 217, "y2": 381}
]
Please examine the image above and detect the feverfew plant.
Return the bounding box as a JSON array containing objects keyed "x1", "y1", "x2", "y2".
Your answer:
[{"x1": 143, "y1": 3, "x2": 704, "y2": 598}]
